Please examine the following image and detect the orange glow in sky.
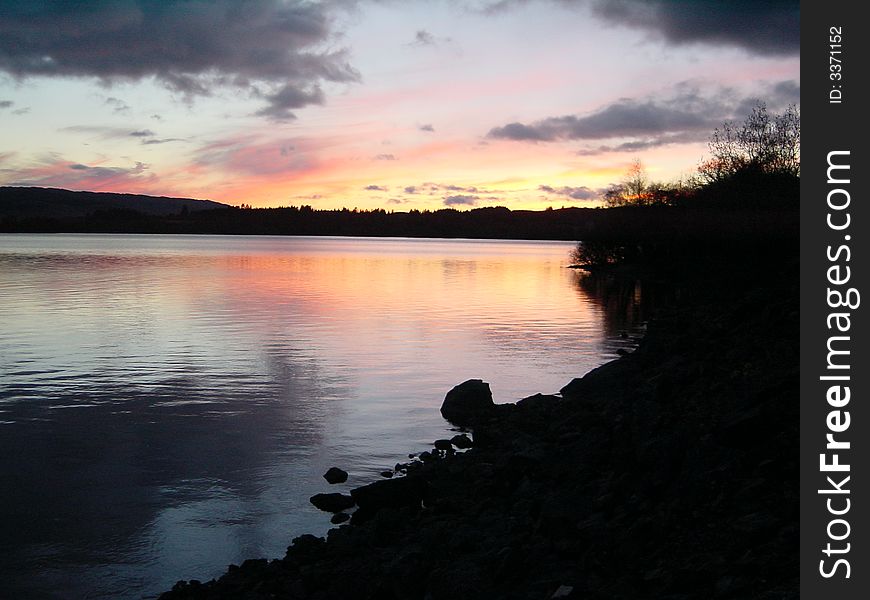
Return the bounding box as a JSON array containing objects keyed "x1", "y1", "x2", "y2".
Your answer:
[{"x1": 0, "y1": 2, "x2": 799, "y2": 211}]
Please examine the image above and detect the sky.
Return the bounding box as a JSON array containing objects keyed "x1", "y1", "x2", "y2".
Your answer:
[{"x1": 0, "y1": 0, "x2": 799, "y2": 210}]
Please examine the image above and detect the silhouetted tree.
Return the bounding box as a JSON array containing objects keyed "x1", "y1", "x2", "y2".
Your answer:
[
  {"x1": 604, "y1": 159, "x2": 651, "y2": 207},
  {"x1": 699, "y1": 102, "x2": 800, "y2": 183}
]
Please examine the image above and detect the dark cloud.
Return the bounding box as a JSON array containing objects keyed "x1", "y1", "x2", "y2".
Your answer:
[
  {"x1": 129, "y1": 130, "x2": 155, "y2": 138},
  {"x1": 443, "y1": 194, "x2": 478, "y2": 206},
  {"x1": 488, "y1": 122, "x2": 551, "y2": 142},
  {"x1": 364, "y1": 184, "x2": 388, "y2": 191},
  {"x1": 589, "y1": 0, "x2": 799, "y2": 56},
  {"x1": 404, "y1": 186, "x2": 418, "y2": 194},
  {"x1": 538, "y1": 184, "x2": 598, "y2": 200},
  {"x1": 475, "y1": 1, "x2": 798, "y2": 56},
  {"x1": 0, "y1": 99, "x2": 12, "y2": 109},
  {"x1": 387, "y1": 198, "x2": 409, "y2": 204},
  {"x1": 769, "y1": 80, "x2": 800, "y2": 106},
  {"x1": 487, "y1": 80, "x2": 799, "y2": 152},
  {"x1": 419, "y1": 124, "x2": 435, "y2": 132},
  {"x1": 374, "y1": 154, "x2": 397, "y2": 161},
  {"x1": 0, "y1": 1, "x2": 359, "y2": 121},
  {"x1": 254, "y1": 84, "x2": 326, "y2": 122},
  {"x1": 489, "y1": 96, "x2": 714, "y2": 142}
]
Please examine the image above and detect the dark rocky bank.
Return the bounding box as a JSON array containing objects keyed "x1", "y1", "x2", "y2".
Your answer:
[{"x1": 160, "y1": 253, "x2": 798, "y2": 600}]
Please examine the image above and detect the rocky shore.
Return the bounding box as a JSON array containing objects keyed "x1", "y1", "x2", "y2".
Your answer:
[{"x1": 160, "y1": 253, "x2": 798, "y2": 600}]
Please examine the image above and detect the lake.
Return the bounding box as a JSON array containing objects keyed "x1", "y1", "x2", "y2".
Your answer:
[{"x1": 0, "y1": 234, "x2": 647, "y2": 599}]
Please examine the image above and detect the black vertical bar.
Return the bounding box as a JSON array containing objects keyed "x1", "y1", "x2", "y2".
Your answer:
[{"x1": 801, "y1": 1, "x2": 868, "y2": 597}]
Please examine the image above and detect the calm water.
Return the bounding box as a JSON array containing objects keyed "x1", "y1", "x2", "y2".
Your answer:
[{"x1": 0, "y1": 234, "x2": 647, "y2": 599}]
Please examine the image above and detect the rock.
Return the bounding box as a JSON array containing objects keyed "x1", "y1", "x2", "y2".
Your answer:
[
  {"x1": 310, "y1": 492, "x2": 355, "y2": 513},
  {"x1": 433, "y1": 439, "x2": 453, "y2": 451},
  {"x1": 350, "y1": 476, "x2": 427, "y2": 520},
  {"x1": 323, "y1": 467, "x2": 348, "y2": 484},
  {"x1": 380, "y1": 470, "x2": 394, "y2": 478},
  {"x1": 330, "y1": 512, "x2": 350, "y2": 525},
  {"x1": 450, "y1": 433, "x2": 473, "y2": 449},
  {"x1": 440, "y1": 379, "x2": 495, "y2": 425},
  {"x1": 517, "y1": 393, "x2": 560, "y2": 409},
  {"x1": 418, "y1": 450, "x2": 433, "y2": 462}
]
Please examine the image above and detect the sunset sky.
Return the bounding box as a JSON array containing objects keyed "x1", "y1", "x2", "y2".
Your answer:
[{"x1": 0, "y1": 1, "x2": 799, "y2": 210}]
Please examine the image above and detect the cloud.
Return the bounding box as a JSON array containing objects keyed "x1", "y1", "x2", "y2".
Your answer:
[
  {"x1": 411, "y1": 30, "x2": 437, "y2": 46},
  {"x1": 0, "y1": 1, "x2": 359, "y2": 121},
  {"x1": 487, "y1": 122, "x2": 551, "y2": 142},
  {"x1": 60, "y1": 125, "x2": 182, "y2": 145},
  {"x1": 489, "y1": 97, "x2": 712, "y2": 142},
  {"x1": 589, "y1": 0, "x2": 799, "y2": 57},
  {"x1": 473, "y1": 1, "x2": 798, "y2": 56},
  {"x1": 419, "y1": 124, "x2": 435, "y2": 132},
  {"x1": 538, "y1": 184, "x2": 599, "y2": 200},
  {"x1": 0, "y1": 99, "x2": 12, "y2": 109},
  {"x1": 408, "y1": 29, "x2": 452, "y2": 48},
  {"x1": 444, "y1": 184, "x2": 478, "y2": 193},
  {"x1": 374, "y1": 154, "x2": 397, "y2": 161},
  {"x1": 104, "y1": 96, "x2": 131, "y2": 114},
  {"x1": 404, "y1": 186, "x2": 418, "y2": 194},
  {"x1": 387, "y1": 198, "x2": 409, "y2": 204},
  {"x1": 574, "y1": 131, "x2": 708, "y2": 156},
  {"x1": 254, "y1": 84, "x2": 326, "y2": 122},
  {"x1": 7, "y1": 157, "x2": 157, "y2": 191},
  {"x1": 193, "y1": 136, "x2": 317, "y2": 176},
  {"x1": 142, "y1": 137, "x2": 186, "y2": 146},
  {"x1": 443, "y1": 194, "x2": 478, "y2": 206},
  {"x1": 364, "y1": 184, "x2": 387, "y2": 191},
  {"x1": 769, "y1": 79, "x2": 801, "y2": 106},
  {"x1": 487, "y1": 80, "x2": 800, "y2": 151}
]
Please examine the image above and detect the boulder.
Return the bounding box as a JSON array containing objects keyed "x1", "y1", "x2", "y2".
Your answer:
[
  {"x1": 330, "y1": 512, "x2": 350, "y2": 525},
  {"x1": 323, "y1": 467, "x2": 349, "y2": 484},
  {"x1": 450, "y1": 433, "x2": 473, "y2": 449},
  {"x1": 350, "y1": 476, "x2": 427, "y2": 520},
  {"x1": 310, "y1": 493, "x2": 355, "y2": 513},
  {"x1": 433, "y1": 439, "x2": 453, "y2": 451},
  {"x1": 440, "y1": 379, "x2": 495, "y2": 425}
]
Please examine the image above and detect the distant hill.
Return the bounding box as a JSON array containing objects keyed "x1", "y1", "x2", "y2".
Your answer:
[{"x1": 0, "y1": 186, "x2": 230, "y2": 219}]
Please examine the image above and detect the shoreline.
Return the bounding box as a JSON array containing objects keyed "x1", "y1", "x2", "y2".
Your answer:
[{"x1": 161, "y1": 255, "x2": 798, "y2": 600}]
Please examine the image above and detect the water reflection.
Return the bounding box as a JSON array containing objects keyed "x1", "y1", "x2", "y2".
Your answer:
[{"x1": 0, "y1": 235, "x2": 655, "y2": 599}]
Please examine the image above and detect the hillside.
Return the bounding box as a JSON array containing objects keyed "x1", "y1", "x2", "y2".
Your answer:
[{"x1": 0, "y1": 187, "x2": 229, "y2": 219}]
